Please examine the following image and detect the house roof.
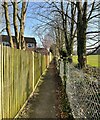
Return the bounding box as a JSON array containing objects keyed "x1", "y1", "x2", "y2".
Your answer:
[
  {"x1": 24, "y1": 37, "x2": 36, "y2": 44},
  {"x1": 1, "y1": 35, "x2": 36, "y2": 45},
  {"x1": 36, "y1": 48, "x2": 49, "y2": 55}
]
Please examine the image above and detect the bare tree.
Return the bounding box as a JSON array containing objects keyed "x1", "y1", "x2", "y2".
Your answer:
[
  {"x1": 19, "y1": 1, "x2": 27, "y2": 50},
  {"x1": 2, "y1": 1, "x2": 14, "y2": 48},
  {"x1": 2, "y1": 0, "x2": 28, "y2": 49},
  {"x1": 76, "y1": 0, "x2": 100, "y2": 68},
  {"x1": 21, "y1": 0, "x2": 99, "y2": 67},
  {"x1": 76, "y1": 1, "x2": 87, "y2": 68},
  {"x1": 30, "y1": 1, "x2": 76, "y2": 61},
  {"x1": 12, "y1": 1, "x2": 19, "y2": 48},
  {"x1": 50, "y1": 1, "x2": 76, "y2": 61}
]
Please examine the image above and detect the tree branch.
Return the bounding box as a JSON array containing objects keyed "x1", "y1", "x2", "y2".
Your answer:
[
  {"x1": 86, "y1": 31, "x2": 100, "y2": 34},
  {"x1": 87, "y1": 44, "x2": 100, "y2": 55},
  {"x1": 87, "y1": 1, "x2": 95, "y2": 21}
]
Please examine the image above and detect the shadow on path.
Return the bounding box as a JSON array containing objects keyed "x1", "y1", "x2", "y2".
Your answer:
[{"x1": 18, "y1": 60, "x2": 58, "y2": 118}]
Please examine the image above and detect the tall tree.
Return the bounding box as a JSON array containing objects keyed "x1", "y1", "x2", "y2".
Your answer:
[
  {"x1": 19, "y1": 1, "x2": 27, "y2": 50},
  {"x1": 3, "y1": 1, "x2": 14, "y2": 48},
  {"x1": 31, "y1": 1, "x2": 76, "y2": 61},
  {"x1": 12, "y1": 1, "x2": 19, "y2": 49},
  {"x1": 76, "y1": 1, "x2": 87, "y2": 68},
  {"x1": 69, "y1": 2, "x2": 76, "y2": 60},
  {"x1": 76, "y1": 0, "x2": 99, "y2": 68},
  {"x1": 59, "y1": 1, "x2": 76, "y2": 62},
  {"x1": 2, "y1": 0, "x2": 28, "y2": 49}
]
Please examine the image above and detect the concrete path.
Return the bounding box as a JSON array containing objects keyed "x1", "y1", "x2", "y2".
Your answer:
[{"x1": 18, "y1": 60, "x2": 57, "y2": 118}]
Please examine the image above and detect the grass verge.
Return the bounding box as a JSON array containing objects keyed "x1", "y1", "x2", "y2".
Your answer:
[{"x1": 73, "y1": 55, "x2": 100, "y2": 67}]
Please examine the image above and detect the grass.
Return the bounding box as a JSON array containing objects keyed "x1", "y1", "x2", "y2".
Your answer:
[{"x1": 73, "y1": 55, "x2": 100, "y2": 68}]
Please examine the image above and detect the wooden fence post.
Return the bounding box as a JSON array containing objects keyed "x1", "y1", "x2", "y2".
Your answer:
[
  {"x1": 0, "y1": 45, "x2": 2, "y2": 120},
  {"x1": 32, "y1": 51, "x2": 34, "y2": 91},
  {"x1": 0, "y1": 45, "x2": 1, "y2": 120}
]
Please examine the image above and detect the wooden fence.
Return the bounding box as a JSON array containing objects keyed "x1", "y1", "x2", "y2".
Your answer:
[{"x1": 0, "y1": 45, "x2": 53, "y2": 119}]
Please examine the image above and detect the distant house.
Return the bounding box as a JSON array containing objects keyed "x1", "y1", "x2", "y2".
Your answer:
[
  {"x1": 36, "y1": 48, "x2": 49, "y2": 55},
  {"x1": 0, "y1": 35, "x2": 37, "y2": 50}
]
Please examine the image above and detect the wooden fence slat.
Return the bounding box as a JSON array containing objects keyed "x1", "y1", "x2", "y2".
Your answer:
[
  {"x1": 8, "y1": 48, "x2": 11, "y2": 118},
  {"x1": 6, "y1": 47, "x2": 10, "y2": 118},
  {"x1": 10, "y1": 48, "x2": 14, "y2": 117},
  {"x1": 3, "y1": 47, "x2": 7, "y2": 118},
  {"x1": 0, "y1": 46, "x2": 52, "y2": 119},
  {"x1": 32, "y1": 52, "x2": 34, "y2": 91},
  {"x1": 17, "y1": 50, "x2": 20, "y2": 112},
  {"x1": 0, "y1": 45, "x2": 2, "y2": 120}
]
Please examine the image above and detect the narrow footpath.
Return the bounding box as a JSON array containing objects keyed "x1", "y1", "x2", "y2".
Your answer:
[{"x1": 18, "y1": 60, "x2": 73, "y2": 119}]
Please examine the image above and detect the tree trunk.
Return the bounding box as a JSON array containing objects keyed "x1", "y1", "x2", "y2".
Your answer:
[
  {"x1": 60, "y1": 1, "x2": 76, "y2": 63},
  {"x1": 77, "y1": 1, "x2": 87, "y2": 68},
  {"x1": 19, "y1": 1, "x2": 26, "y2": 50},
  {"x1": 68, "y1": 2, "x2": 76, "y2": 63},
  {"x1": 13, "y1": 1, "x2": 19, "y2": 49},
  {"x1": 61, "y1": 1, "x2": 70, "y2": 56},
  {"x1": 3, "y1": 1, "x2": 14, "y2": 48}
]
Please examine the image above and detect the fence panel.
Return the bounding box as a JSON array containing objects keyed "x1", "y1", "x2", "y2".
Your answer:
[
  {"x1": 34, "y1": 52, "x2": 41, "y2": 88},
  {"x1": 34, "y1": 53, "x2": 48, "y2": 89},
  {"x1": 1, "y1": 47, "x2": 34, "y2": 118},
  {"x1": 66, "y1": 65, "x2": 99, "y2": 119},
  {"x1": 59, "y1": 60, "x2": 99, "y2": 119},
  {"x1": 0, "y1": 46, "x2": 53, "y2": 119}
]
